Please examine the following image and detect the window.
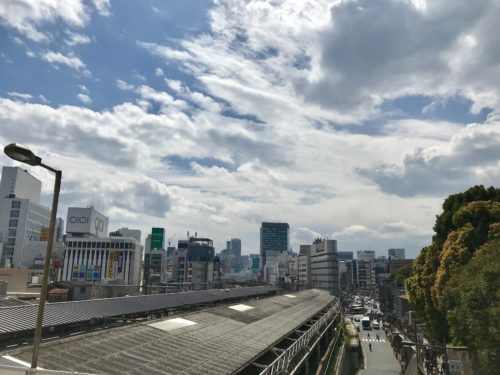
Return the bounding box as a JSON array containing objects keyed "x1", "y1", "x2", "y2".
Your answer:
[
  {"x1": 106, "y1": 242, "x2": 110, "y2": 248},
  {"x1": 10, "y1": 210, "x2": 19, "y2": 218},
  {"x1": 8, "y1": 228, "x2": 16, "y2": 237},
  {"x1": 11, "y1": 201, "x2": 21, "y2": 209},
  {"x1": 80, "y1": 287, "x2": 86, "y2": 293},
  {"x1": 92, "y1": 242, "x2": 96, "y2": 248},
  {"x1": 7, "y1": 238, "x2": 15, "y2": 246},
  {"x1": 120, "y1": 242, "x2": 124, "y2": 249},
  {"x1": 111, "y1": 242, "x2": 115, "y2": 249},
  {"x1": 8, "y1": 219, "x2": 18, "y2": 227}
]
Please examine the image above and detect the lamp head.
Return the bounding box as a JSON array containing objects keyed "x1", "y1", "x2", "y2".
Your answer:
[{"x1": 4, "y1": 143, "x2": 42, "y2": 166}]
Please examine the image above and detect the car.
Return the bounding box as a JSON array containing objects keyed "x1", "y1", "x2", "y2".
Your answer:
[{"x1": 372, "y1": 321, "x2": 380, "y2": 329}]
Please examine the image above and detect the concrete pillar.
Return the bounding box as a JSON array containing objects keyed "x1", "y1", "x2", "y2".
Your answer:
[{"x1": 305, "y1": 355, "x2": 310, "y2": 375}]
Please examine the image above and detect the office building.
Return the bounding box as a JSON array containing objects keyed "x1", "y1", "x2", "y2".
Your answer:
[
  {"x1": 298, "y1": 245, "x2": 310, "y2": 286},
  {"x1": 0, "y1": 166, "x2": 42, "y2": 202},
  {"x1": 357, "y1": 250, "x2": 376, "y2": 261},
  {"x1": 309, "y1": 239, "x2": 339, "y2": 296},
  {"x1": 388, "y1": 248, "x2": 405, "y2": 260},
  {"x1": 229, "y1": 238, "x2": 241, "y2": 265},
  {"x1": 260, "y1": 222, "x2": 289, "y2": 274},
  {"x1": 61, "y1": 207, "x2": 142, "y2": 286},
  {"x1": 0, "y1": 167, "x2": 51, "y2": 267},
  {"x1": 356, "y1": 250, "x2": 375, "y2": 296},
  {"x1": 187, "y1": 236, "x2": 215, "y2": 290}
]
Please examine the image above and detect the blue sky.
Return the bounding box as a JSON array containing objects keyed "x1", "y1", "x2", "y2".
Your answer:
[{"x1": 0, "y1": 0, "x2": 499, "y2": 257}]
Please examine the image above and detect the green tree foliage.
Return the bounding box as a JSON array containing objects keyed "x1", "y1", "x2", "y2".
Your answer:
[
  {"x1": 407, "y1": 185, "x2": 500, "y2": 348},
  {"x1": 441, "y1": 238, "x2": 500, "y2": 374},
  {"x1": 387, "y1": 262, "x2": 413, "y2": 280}
]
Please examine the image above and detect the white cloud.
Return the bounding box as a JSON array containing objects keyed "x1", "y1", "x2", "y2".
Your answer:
[
  {"x1": 41, "y1": 51, "x2": 88, "y2": 74},
  {"x1": 7, "y1": 91, "x2": 33, "y2": 101},
  {"x1": 155, "y1": 68, "x2": 164, "y2": 77},
  {"x1": 65, "y1": 31, "x2": 91, "y2": 46},
  {"x1": 116, "y1": 79, "x2": 135, "y2": 91},
  {"x1": 77, "y1": 93, "x2": 92, "y2": 104},
  {"x1": 0, "y1": 0, "x2": 89, "y2": 42},
  {"x1": 92, "y1": 0, "x2": 112, "y2": 17}
]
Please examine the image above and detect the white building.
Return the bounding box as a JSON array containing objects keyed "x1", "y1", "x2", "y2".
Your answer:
[
  {"x1": 309, "y1": 239, "x2": 339, "y2": 296},
  {"x1": 61, "y1": 207, "x2": 142, "y2": 286},
  {"x1": 357, "y1": 250, "x2": 376, "y2": 261},
  {"x1": 0, "y1": 167, "x2": 51, "y2": 267}
]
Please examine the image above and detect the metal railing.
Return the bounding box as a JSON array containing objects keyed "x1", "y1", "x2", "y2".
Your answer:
[{"x1": 258, "y1": 302, "x2": 340, "y2": 375}]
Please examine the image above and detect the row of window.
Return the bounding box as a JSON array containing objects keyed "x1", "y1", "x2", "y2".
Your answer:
[
  {"x1": 11, "y1": 201, "x2": 21, "y2": 209},
  {"x1": 66, "y1": 240, "x2": 135, "y2": 250}
]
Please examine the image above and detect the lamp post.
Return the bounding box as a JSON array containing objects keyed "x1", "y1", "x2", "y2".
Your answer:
[{"x1": 4, "y1": 143, "x2": 62, "y2": 369}]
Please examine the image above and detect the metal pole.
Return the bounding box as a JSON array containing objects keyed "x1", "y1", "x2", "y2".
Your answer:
[{"x1": 31, "y1": 169, "x2": 61, "y2": 369}]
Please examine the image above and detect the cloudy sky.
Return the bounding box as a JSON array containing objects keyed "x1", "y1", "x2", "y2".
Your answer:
[{"x1": 1, "y1": 0, "x2": 499, "y2": 258}]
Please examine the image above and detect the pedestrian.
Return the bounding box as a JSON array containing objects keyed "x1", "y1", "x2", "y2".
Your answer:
[
  {"x1": 368, "y1": 333, "x2": 370, "y2": 339},
  {"x1": 376, "y1": 334, "x2": 379, "y2": 341},
  {"x1": 369, "y1": 343, "x2": 372, "y2": 351}
]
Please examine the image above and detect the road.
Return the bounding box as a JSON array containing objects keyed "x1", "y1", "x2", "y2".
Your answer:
[{"x1": 357, "y1": 321, "x2": 401, "y2": 375}]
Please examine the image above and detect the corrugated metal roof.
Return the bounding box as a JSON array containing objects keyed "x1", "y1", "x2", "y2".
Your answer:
[
  {"x1": 5, "y1": 289, "x2": 335, "y2": 375},
  {"x1": 0, "y1": 286, "x2": 278, "y2": 334}
]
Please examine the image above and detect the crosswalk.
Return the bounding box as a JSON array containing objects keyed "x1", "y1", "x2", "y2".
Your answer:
[{"x1": 361, "y1": 338, "x2": 386, "y2": 343}]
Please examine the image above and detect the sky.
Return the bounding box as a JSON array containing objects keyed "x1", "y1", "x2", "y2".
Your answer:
[{"x1": 0, "y1": 0, "x2": 499, "y2": 258}]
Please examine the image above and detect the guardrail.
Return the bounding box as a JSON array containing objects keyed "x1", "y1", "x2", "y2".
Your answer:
[{"x1": 259, "y1": 302, "x2": 340, "y2": 375}]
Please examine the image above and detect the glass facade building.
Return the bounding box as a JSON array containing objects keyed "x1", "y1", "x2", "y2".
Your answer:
[{"x1": 260, "y1": 222, "x2": 290, "y2": 255}]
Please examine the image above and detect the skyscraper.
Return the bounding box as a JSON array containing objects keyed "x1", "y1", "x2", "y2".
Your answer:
[
  {"x1": 260, "y1": 222, "x2": 289, "y2": 274},
  {"x1": 0, "y1": 167, "x2": 51, "y2": 267},
  {"x1": 230, "y1": 238, "x2": 241, "y2": 265}
]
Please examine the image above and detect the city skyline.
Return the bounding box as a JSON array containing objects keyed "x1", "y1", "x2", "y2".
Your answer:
[{"x1": 1, "y1": 1, "x2": 499, "y2": 259}]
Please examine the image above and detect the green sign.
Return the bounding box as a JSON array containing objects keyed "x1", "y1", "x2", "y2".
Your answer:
[{"x1": 151, "y1": 227, "x2": 164, "y2": 250}]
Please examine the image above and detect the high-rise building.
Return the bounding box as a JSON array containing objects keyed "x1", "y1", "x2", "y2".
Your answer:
[
  {"x1": 357, "y1": 250, "x2": 376, "y2": 296},
  {"x1": 230, "y1": 238, "x2": 241, "y2": 265},
  {"x1": 187, "y1": 236, "x2": 215, "y2": 290},
  {"x1": 388, "y1": 248, "x2": 405, "y2": 260},
  {"x1": 298, "y1": 245, "x2": 311, "y2": 286},
  {"x1": 309, "y1": 239, "x2": 339, "y2": 296},
  {"x1": 260, "y1": 222, "x2": 289, "y2": 274},
  {"x1": 0, "y1": 167, "x2": 51, "y2": 267},
  {"x1": 0, "y1": 166, "x2": 41, "y2": 202}
]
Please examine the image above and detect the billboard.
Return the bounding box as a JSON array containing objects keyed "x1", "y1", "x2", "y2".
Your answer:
[
  {"x1": 106, "y1": 251, "x2": 125, "y2": 280},
  {"x1": 40, "y1": 227, "x2": 49, "y2": 241},
  {"x1": 151, "y1": 227, "x2": 164, "y2": 250},
  {"x1": 66, "y1": 207, "x2": 109, "y2": 237}
]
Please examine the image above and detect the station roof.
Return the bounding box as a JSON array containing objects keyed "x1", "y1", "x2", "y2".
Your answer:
[
  {"x1": 4, "y1": 289, "x2": 335, "y2": 375},
  {"x1": 0, "y1": 286, "x2": 278, "y2": 335}
]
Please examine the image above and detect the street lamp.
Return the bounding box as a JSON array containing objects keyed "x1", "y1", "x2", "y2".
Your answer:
[{"x1": 4, "y1": 143, "x2": 62, "y2": 369}]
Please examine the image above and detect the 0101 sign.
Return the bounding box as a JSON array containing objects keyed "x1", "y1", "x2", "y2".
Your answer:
[{"x1": 69, "y1": 216, "x2": 89, "y2": 224}]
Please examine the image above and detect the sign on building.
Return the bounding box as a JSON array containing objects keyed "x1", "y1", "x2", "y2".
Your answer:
[
  {"x1": 66, "y1": 207, "x2": 109, "y2": 237},
  {"x1": 151, "y1": 227, "x2": 164, "y2": 250}
]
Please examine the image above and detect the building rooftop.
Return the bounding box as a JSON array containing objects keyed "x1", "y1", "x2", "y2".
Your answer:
[{"x1": 2, "y1": 289, "x2": 335, "y2": 375}]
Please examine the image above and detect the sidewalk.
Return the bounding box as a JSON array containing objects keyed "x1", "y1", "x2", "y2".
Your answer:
[{"x1": 358, "y1": 326, "x2": 401, "y2": 375}]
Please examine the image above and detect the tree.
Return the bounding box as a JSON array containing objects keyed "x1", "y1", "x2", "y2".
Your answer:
[
  {"x1": 407, "y1": 186, "x2": 500, "y2": 342},
  {"x1": 441, "y1": 237, "x2": 500, "y2": 373}
]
